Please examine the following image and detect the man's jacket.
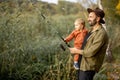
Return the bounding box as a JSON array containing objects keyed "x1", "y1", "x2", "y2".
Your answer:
[{"x1": 80, "y1": 25, "x2": 109, "y2": 72}]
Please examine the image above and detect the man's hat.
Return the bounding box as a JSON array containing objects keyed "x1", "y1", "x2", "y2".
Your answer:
[{"x1": 87, "y1": 7, "x2": 105, "y2": 24}]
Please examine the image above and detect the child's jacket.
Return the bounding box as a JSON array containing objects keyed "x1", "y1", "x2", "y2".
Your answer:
[{"x1": 65, "y1": 28, "x2": 88, "y2": 49}]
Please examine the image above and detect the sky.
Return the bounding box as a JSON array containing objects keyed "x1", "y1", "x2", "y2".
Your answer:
[
  {"x1": 41, "y1": 0, "x2": 58, "y2": 4},
  {"x1": 40, "y1": 0, "x2": 97, "y2": 4},
  {"x1": 40, "y1": 0, "x2": 77, "y2": 4},
  {"x1": 40, "y1": 0, "x2": 98, "y2": 8}
]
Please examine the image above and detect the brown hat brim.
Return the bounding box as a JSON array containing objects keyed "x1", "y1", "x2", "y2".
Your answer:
[
  {"x1": 87, "y1": 8, "x2": 94, "y2": 13},
  {"x1": 100, "y1": 19, "x2": 105, "y2": 24}
]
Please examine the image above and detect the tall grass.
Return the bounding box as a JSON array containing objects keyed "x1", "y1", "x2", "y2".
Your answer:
[{"x1": 0, "y1": 7, "x2": 78, "y2": 80}]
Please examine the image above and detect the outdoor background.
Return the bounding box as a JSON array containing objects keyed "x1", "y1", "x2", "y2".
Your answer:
[{"x1": 0, "y1": 0, "x2": 120, "y2": 80}]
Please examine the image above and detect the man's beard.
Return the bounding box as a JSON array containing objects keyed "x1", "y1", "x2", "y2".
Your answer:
[{"x1": 89, "y1": 18, "x2": 97, "y2": 27}]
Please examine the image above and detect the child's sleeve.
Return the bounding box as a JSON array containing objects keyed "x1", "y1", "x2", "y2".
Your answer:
[{"x1": 64, "y1": 30, "x2": 75, "y2": 42}]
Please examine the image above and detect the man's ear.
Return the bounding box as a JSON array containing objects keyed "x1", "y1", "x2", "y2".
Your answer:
[{"x1": 97, "y1": 17, "x2": 100, "y2": 22}]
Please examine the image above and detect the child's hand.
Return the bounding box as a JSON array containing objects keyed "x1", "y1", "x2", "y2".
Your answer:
[{"x1": 63, "y1": 39, "x2": 66, "y2": 42}]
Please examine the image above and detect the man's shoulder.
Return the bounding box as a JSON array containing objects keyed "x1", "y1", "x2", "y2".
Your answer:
[
  {"x1": 98, "y1": 26, "x2": 109, "y2": 41},
  {"x1": 98, "y1": 25, "x2": 107, "y2": 34}
]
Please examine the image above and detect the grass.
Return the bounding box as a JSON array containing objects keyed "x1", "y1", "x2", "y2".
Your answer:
[{"x1": 0, "y1": 9, "x2": 78, "y2": 80}]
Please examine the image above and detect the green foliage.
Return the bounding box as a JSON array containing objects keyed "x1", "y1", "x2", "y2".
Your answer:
[
  {"x1": 94, "y1": 64, "x2": 107, "y2": 80},
  {"x1": 57, "y1": 1, "x2": 84, "y2": 15},
  {"x1": 102, "y1": 0, "x2": 120, "y2": 49},
  {"x1": 113, "y1": 46, "x2": 120, "y2": 60},
  {"x1": 0, "y1": 1, "x2": 79, "y2": 80}
]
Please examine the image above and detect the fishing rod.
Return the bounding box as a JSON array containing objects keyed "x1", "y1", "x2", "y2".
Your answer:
[
  {"x1": 56, "y1": 32, "x2": 71, "y2": 51},
  {"x1": 37, "y1": 8, "x2": 71, "y2": 51}
]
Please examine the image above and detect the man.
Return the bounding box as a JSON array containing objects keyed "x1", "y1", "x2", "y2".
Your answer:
[{"x1": 69, "y1": 8, "x2": 109, "y2": 80}]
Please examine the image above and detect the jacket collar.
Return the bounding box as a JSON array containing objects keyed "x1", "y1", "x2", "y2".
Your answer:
[
  {"x1": 90, "y1": 24, "x2": 102, "y2": 33},
  {"x1": 87, "y1": 24, "x2": 102, "y2": 41}
]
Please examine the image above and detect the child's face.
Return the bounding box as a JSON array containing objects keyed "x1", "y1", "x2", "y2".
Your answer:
[{"x1": 74, "y1": 21, "x2": 83, "y2": 30}]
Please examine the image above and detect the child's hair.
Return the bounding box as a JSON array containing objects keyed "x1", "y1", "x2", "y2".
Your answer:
[{"x1": 75, "y1": 18, "x2": 85, "y2": 27}]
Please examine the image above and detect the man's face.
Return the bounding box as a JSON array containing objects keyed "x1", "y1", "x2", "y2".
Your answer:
[{"x1": 88, "y1": 12, "x2": 97, "y2": 26}]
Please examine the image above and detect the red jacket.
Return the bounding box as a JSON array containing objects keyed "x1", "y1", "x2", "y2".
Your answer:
[{"x1": 65, "y1": 28, "x2": 88, "y2": 49}]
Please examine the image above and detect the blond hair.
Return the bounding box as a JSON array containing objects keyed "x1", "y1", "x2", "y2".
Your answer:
[{"x1": 75, "y1": 18, "x2": 85, "y2": 27}]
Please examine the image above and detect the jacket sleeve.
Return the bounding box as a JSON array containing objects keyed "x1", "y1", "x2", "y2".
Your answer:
[
  {"x1": 81, "y1": 30, "x2": 106, "y2": 57},
  {"x1": 65, "y1": 31, "x2": 75, "y2": 42}
]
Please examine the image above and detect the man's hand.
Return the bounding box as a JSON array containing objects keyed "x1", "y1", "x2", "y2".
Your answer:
[{"x1": 69, "y1": 48, "x2": 81, "y2": 54}]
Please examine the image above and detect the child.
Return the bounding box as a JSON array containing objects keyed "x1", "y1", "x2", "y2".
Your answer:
[{"x1": 64, "y1": 18, "x2": 88, "y2": 70}]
